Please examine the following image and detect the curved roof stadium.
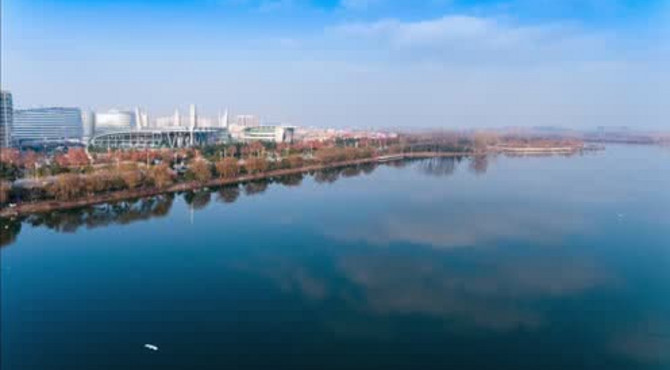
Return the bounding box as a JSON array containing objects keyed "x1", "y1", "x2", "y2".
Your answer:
[{"x1": 90, "y1": 128, "x2": 229, "y2": 149}]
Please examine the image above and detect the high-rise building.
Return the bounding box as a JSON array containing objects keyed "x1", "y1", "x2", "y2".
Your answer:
[
  {"x1": 189, "y1": 104, "x2": 198, "y2": 130},
  {"x1": 134, "y1": 107, "x2": 149, "y2": 129},
  {"x1": 82, "y1": 110, "x2": 96, "y2": 144},
  {"x1": 13, "y1": 107, "x2": 83, "y2": 145},
  {"x1": 0, "y1": 91, "x2": 12, "y2": 147},
  {"x1": 174, "y1": 109, "x2": 181, "y2": 127},
  {"x1": 219, "y1": 109, "x2": 229, "y2": 129}
]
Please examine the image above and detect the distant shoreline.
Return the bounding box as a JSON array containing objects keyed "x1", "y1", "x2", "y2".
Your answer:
[{"x1": 0, "y1": 151, "x2": 467, "y2": 219}]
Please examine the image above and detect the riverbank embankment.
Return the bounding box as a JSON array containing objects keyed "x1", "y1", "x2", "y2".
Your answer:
[{"x1": 0, "y1": 152, "x2": 465, "y2": 218}]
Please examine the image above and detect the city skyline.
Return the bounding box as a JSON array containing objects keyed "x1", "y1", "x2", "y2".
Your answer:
[{"x1": 2, "y1": 0, "x2": 669, "y2": 129}]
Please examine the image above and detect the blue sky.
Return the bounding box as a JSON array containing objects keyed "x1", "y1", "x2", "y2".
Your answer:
[{"x1": 2, "y1": 0, "x2": 669, "y2": 129}]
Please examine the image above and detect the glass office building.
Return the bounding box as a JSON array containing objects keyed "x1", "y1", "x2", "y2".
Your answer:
[
  {"x1": 0, "y1": 91, "x2": 12, "y2": 147},
  {"x1": 12, "y1": 107, "x2": 83, "y2": 145}
]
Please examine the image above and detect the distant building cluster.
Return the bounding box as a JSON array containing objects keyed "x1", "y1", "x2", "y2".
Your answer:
[
  {"x1": 294, "y1": 127, "x2": 397, "y2": 142},
  {"x1": 0, "y1": 91, "x2": 300, "y2": 150}
]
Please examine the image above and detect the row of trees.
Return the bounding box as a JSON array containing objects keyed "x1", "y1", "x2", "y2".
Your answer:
[
  {"x1": 0, "y1": 147, "x2": 92, "y2": 181},
  {"x1": 314, "y1": 147, "x2": 376, "y2": 164},
  {"x1": 188, "y1": 147, "x2": 372, "y2": 185},
  {"x1": 1, "y1": 143, "x2": 387, "y2": 205},
  {"x1": 45, "y1": 164, "x2": 175, "y2": 201}
]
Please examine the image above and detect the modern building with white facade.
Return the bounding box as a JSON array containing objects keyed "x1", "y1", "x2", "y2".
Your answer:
[
  {"x1": 81, "y1": 110, "x2": 96, "y2": 144},
  {"x1": 241, "y1": 126, "x2": 295, "y2": 144},
  {"x1": 12, "y1": 107, "x2": 83, "y2": 145},
  {"x1": 94, "y1": 110, "x2": 136, "y2": 135},
  {"x1": 0, "y1": 91, "x2": 12, "y2": 147}
]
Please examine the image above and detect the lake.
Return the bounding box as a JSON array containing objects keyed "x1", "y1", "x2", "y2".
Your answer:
[{"x1": 2, "y1": 145, "x2": 670, "y2": 369}]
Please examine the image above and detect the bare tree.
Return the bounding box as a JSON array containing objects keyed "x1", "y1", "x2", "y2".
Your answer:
[
  {"x1": 285, "y1": 155, "x2": 304, "y2": 169},
  {"x1": 244, "y1": 158, "x2": 268, "y2": 175},
  {"x1": 215, "y1": 158, "x2": 240, "y2": 178},
  {"x1": 189, "y1": 160, "x2": 213, "y2": 183},
  {"x1": 120, "y1": 170, "x2": 145, "y2": 189},
  {"x1": 47, "y1": 174, "x2": 84, "y2": 201},
  {"x1": 148, "y1": 164, "x2": 174, "y2": 189}
]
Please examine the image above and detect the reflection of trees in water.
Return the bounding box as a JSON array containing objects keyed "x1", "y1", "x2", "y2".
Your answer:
[
  {"x1": 504, "y1": 151, "x2": 580, "y2": 159},
  {"x1": 314, "y1": 168, "x2": 341, "y2": 184},
  {"x1": 3, "y1": 162, "x2": 384, "y2": 247},
  {"x1": 22, "y1": 195, "x2": 175, "y2": 236},
  {"x1": 216, "y1": 185, "x2": 240, "y2": 203},
  {"x1": 360, "y1": 163, "x2": 377, "y2": 175},
  {"x1": 419, "y1": 157, "x2": 463, "y2": 177},
  {"x1": 341, "y1": 166, "x2": 362, "y2": 178},
  {"x1": 183, "y1": 190, "x2": 211, "y2": 210},
  {"x1": 0, "y1": 218, "x2": 21, "y2": 248},
  {"x1": 469, "y1": 155, "x2": 489, "y2": 175},
  {"x1": 384, "y1": 160, "x2": 407, "y2": 169},
  {"x1": 310, "y1": 163, "x2": 378, "y2": 184},
  {"x1": 244, "y1": 180, "x2": 269, "y2": 196},
  {"x1": 276, "y1": 173, "x2": 304, "y2": 187}
]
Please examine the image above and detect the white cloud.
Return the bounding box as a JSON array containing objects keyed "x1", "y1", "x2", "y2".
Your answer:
[{"x1": 330, "y1": 14, "x2": 612, "y2": 63}]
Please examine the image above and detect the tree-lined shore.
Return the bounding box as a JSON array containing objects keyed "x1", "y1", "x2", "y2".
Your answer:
[
  {"x1": 0, "y1": 151, "x2": 471, "y2": 218},
  {"x1": 0, "y1": 132, "x2": 586, "y2": 217}
]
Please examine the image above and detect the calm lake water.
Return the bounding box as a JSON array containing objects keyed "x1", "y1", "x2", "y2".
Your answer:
[{"x1": 2, "y1": 145, "x2": 670, "y2": 370}]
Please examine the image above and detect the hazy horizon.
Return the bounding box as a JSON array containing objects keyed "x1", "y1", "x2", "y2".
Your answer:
[{"x1": 2, "y1": 0, "x2": 669, "y2": 129}]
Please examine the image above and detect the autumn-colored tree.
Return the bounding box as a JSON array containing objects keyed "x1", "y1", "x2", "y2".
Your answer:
[
  {"x1": 243, "y1": 157, "x2": 268, "y2": 175},
  {"x1": 343, "y1": 147, "x2": 358, "y2": 161},
  {"x1": 188, "y1": 160, "x2": 212, "y2": 183},
  {"x1": 120, "y1": 170, "x2": 145, "y2": 189},
  {"x1": 0, "y1": 181, "x2": 12, "y2": 204},
  {"x1": 247, "y1": 141, "x2": 265, "y2": 158},
  {"x1": 288, "y1": 155, "x2": 304, "y2": 169},
  {"x1": 215, "y1": 157, "x2": 240, "y2": 179},
  {"x1": 148, "y1": 164, "x2": 174, "y2": 189},
  {"x1": 357, "y1": 147, "x2": 375, "y2": 159},
  {"x1": 47, "y1": 173, "x2": 84, "y2": 200},
  {"x1": 158, "y1": 149, "x2": 173, "y2": 165},
  {"x1": 315, "y1": 147, "x2": 346, "y2": 164},
  {"x1": 54, "y1": 148, "x2": 90, "y2": 168},
  {"x1": 228, "y1": 145, "x2": 239, "y2": 158},
  {"x1": 68, "y1": 148, "x2": 90, "y2": 167},
  {"x1": 53, "y1": 154, "x2": 69, "y2": 168},
  {"x1": 220, "y1": 144, "x2": 239, "y2": 159},
  {"x1": 20, "y1": 150, "x2": 40, "y2": 170},
  {"x1": 84, "y1": 173, "x2": 105, "y2": 195},
  {"x1": 118, "y1": 162, "x2": 139, "y2": 172},
  {"x1": 0, "y1": 148, "x2": 20, "y2": 166},
  {"x1": 240, "y1": 145, "x2": 252, "y2": 159}
]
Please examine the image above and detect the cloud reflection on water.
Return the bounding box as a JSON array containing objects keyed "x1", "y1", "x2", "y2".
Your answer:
[{"x1": 327, "y1": 204, "x2": 588, "y2": 249}]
